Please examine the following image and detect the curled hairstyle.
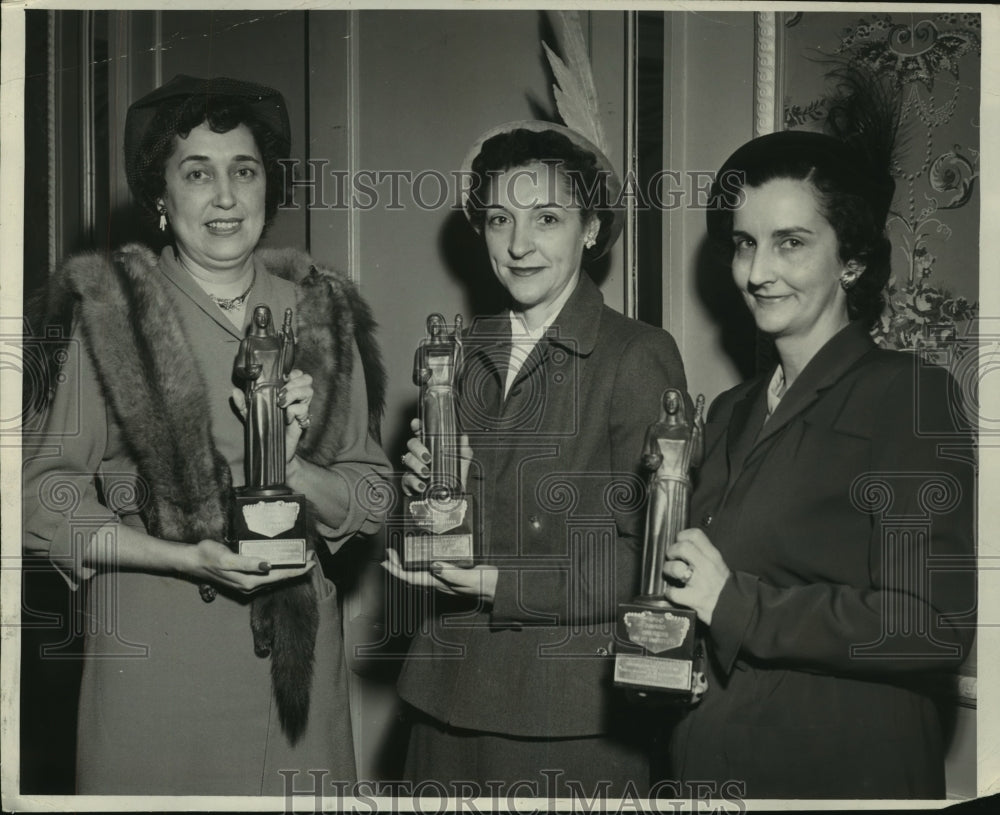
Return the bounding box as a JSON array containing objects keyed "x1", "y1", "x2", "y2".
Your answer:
[
  {"x1": 709, "y1": 65, "x2": 900, "y2": 328},
  {"x1": 131, "y1": 95, "x2": 290, "y2": 226},
  {"x1": 715, "y1": 154, "x2": 892, "y2": 328},
  {"x1": 465, "y1": 128, "x2": 616, "y2": 261}
]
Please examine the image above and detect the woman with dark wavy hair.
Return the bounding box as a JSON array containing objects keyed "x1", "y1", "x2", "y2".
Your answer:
[
  {"x1": 22, "y1": 75, "x2": 389, "y2": 794},
  {"x1": 656, "y1": 72, "x2": 976, "y2": 798}
]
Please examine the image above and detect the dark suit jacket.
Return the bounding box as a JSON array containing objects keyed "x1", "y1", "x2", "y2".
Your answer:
[
  {"x1": 669, "y1": 321, "x2": 976, "y2": 798},
  {"x1": 397, "y1": 274, "x2": 687, "y2": 738}
]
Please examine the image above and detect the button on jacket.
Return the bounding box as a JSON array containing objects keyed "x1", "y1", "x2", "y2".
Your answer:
[
  {"x1": 397, "y1": 274, "x2": 687, "y2": 738},
  {"x1": 669, "y1": 321, "x2": 976, "y2": 798}
]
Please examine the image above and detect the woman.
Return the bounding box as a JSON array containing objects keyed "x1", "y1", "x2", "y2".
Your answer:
[
  {"x1": 384, "y1": 121, "x2": 687, "y2": 796},
  {"x1": 658, "y1": 87, "x2": 976, "y2": 798},
  {"x1": 22, "y1": 75, "x2": 389, "y2": 794}
]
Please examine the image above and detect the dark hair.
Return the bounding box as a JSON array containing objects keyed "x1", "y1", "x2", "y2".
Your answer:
[
  {"x1": 131, "y1": 95, "x2": 289, "y2": 226},
  {"x1": 466, "y1": 128, "x2": 616, "y2": 260},
  {"x1": 710, "y1": 138, "x2": 892, "y2": 328}
]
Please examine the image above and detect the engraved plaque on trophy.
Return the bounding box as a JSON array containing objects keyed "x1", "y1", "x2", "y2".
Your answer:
[
  {"x1": 230, "y1": 305, "x2": 308, "y2": 567},
  {"x1": 402, "y1": 313, "x2": 475, "y2": 568},
  {"x1": 614, "y1": 389, "x2": 706, "y2": 698}
]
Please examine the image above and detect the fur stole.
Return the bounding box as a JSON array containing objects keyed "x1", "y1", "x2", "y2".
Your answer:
[{"x1": 37, "y1": 243, "x2": 386, "y2": 744}]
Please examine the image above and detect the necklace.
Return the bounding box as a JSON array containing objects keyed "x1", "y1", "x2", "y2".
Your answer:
[{"x1": 207, "y1": 270, "x2": 256, "y2": 311}]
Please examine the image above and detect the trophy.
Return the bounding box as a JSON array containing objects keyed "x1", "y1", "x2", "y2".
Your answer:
[
  {"x1": 614, "y1": 388, "x2": 706, "y2": 698},
  {"x1": 230, "y1": 304, "x2": 308, "y2": 567},
  {"x1": 401, "y1": 313, "x2": 475, "y2": 568}
]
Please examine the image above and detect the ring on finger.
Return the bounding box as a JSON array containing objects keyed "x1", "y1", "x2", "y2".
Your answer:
[
  {"x1": 296, "y1": 413, "x2": 311, "y2": 429},
  {"x1": 680, "y1": 563, "x2": 694, "y2": 584}
]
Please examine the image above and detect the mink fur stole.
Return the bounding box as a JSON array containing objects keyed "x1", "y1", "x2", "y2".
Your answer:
[{"x1": 37, "y1": 243, "x2": 386, "y2": 744}]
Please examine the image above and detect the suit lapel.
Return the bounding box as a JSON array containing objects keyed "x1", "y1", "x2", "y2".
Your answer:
[
  {"x1": 725, "y1": 378, "x2": 769, "y2": 478},
  {"x1": 748, "y1": 321, "x2": 877, "y2": 456},
  {"x1": 506, "y1": 274, "x2": 604, "y2": 398},
  {"x1": 158, "y1": 247, "x2": 252, "y2": 339},
  {"x1": 461, "y1": 315, "x2": 510, "y2": 424}
]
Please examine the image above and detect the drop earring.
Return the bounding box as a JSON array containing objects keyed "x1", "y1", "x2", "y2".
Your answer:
[{"x1": 157, "y1": 204, "x2": 167, "y2": 232}]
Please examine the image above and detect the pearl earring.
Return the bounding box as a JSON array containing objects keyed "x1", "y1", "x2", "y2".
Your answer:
[{"x1": 840, "y1": 261, "x2": 863, "y2": 291}]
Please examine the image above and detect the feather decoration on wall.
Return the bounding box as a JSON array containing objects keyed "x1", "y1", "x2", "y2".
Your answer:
[{"x1": 543, "y1": 10, "x2": 609, "y2": 154}]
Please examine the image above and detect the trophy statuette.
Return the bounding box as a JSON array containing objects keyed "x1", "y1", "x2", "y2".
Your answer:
[
  {"x1": 230, "y1": 304, "x2": 308, "y2": 567},
  {"x1": 614, "y1": 388, "x2": 706, "y2": 699},
  {"x1": 401, "y1": 313, "x2": 475, "y2": 568}
]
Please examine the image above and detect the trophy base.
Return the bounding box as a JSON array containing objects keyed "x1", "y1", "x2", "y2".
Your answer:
[
  {"x1": 614, "y1": 654, "x2": 693, "y2": 694},
  {"x1": 613, "y1": 598, "x2": 697, "y2": 695},
  {"x1": 231, "y1": 489, "x2": 308, "y2": 567},
  {"x1": 402, "y1": 493, "x2": 474, "y2": 568}
]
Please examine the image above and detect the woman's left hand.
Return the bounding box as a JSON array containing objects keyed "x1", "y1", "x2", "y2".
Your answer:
[
  {"x1": 663, "y1": 528, "x2": 731, "y2": 625},
  {"x1": 278, "y1": 369, "x2": 313, "y2": 459},
  {"x1": 231, "y1": 368, "x2": 313, "y2": 463},
  {"x1": 382, "y1": 548, "x2": 498, "y2": 602}
]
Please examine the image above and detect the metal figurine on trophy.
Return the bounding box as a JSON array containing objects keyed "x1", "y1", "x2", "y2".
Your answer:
[
  {"x1": 614, "y1": 388, "x2": 707, "y2": 699},
  {"x1": 230, "y1": 304, "x2": 308, "y2": 566},
  {"x1": 402, "y1": 313, "x2": 475, "y2": 568}
]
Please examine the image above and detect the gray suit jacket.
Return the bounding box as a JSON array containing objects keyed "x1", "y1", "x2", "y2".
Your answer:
[{"x1": 397, "y1": 274, "x2": 687, "y2": 738}]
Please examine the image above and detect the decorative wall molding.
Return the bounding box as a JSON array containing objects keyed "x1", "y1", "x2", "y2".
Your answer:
[
  {"x1": 753, "y1": 12, "x2": 780, "y2": 137},
  {"x1": 80, "y1": 11, "x2": 95, "y2": 246},
  {"x1": 624, "y1": 10, "x2": 638, "y2": 320},
  {"x1": 347, "y1": 10, "x2": 361, "y2": 285},
  {"x1": 47, "y1": 11, "x2": 57, "y2": 272}
]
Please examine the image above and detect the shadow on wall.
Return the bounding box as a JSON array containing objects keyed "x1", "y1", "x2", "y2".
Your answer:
[
  {"x1": 108, "y1": 204, "x2": 167, "y2": 255},
  {"x1": 693, "y1": 235, "x2": 759, "y2": 382},
  {"x1": 437, "y1": 210, "x2": 507, "y2": 320}
]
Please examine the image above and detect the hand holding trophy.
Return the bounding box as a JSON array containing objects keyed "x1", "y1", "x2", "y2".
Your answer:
[
  {"x1": 401, "y1": 313, "x2": 475, "y2": 568},
  {"x1": 614, "y1": 388, "x2": 707, "y2": 700},
  {"x1": 230, "y1": 305, "x2": 308, "y2": 567}
]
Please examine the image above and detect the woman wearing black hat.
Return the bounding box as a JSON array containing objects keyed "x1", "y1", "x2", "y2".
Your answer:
[
  {"x1": 384, "y1": 122, "x2": 687, "y2": 796},
  {"x1": 22, "y1": 75, "x2": 390, "y2": 794},
  {"x1": 656, "y1": 74, "x2": 975, "y2": 798}
]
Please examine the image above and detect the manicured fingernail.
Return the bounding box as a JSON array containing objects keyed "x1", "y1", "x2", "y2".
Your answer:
[
  {"x1": 420, "y1": 466, "x2": 430, "y2": 477},
  {"x1": 416, "y1": 481, "x2": 427, "y2": 492},
  {"x1": 259, "y1": 561, "x2": 271, "y2": 573},
  {"x1": 421, "y1": 451, "x2": 431, "y2": 463}
]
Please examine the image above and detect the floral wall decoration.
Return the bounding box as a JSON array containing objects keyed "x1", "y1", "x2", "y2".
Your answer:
[{"x1": 781, "y1": 12, "x2": 981, "y2": 360}]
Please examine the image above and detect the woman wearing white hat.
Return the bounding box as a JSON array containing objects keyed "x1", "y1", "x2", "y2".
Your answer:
[{"x1": 385, "y1": 121, "x2": 687, "y2": 795}]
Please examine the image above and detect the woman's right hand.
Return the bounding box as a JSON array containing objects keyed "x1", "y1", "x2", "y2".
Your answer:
[
  {"x1": 400, "y1": 417, "x2": 472, "y2": 496},
  {"x1": 179, "y1": 539, "x2": 316, "y2": 593}
]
